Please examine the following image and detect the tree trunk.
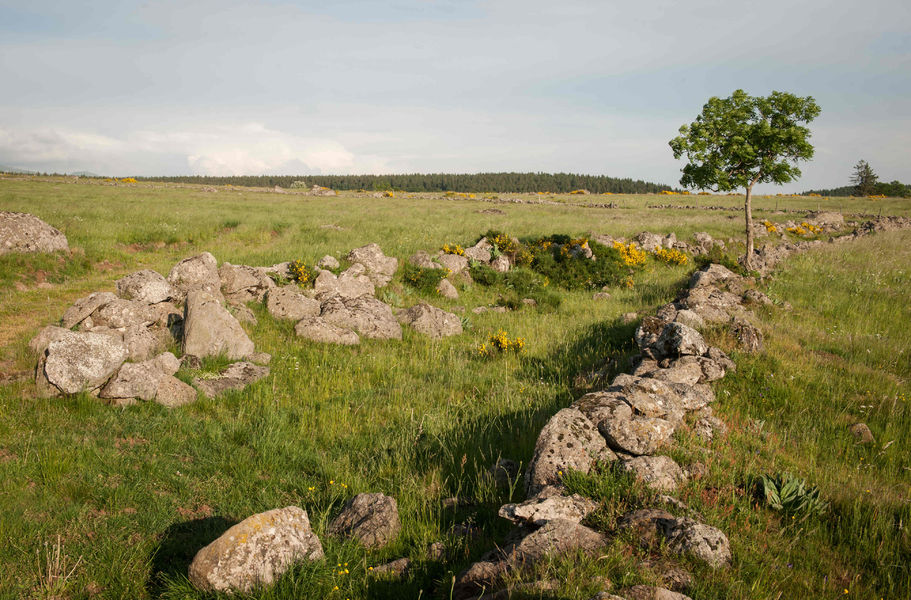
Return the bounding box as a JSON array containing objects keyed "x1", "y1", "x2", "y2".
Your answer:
[{"x1": 744, "y1": 185, "x2": 754, "y2": 271}]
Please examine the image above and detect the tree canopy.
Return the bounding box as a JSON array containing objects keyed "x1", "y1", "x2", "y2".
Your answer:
[{"x1": 850, "y1": 160, "x2": 879, "y2": 196}]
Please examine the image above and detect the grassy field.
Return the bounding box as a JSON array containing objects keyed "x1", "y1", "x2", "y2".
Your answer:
[{"x1": 0, "y1": 176, "x2": 909, "y2": 599}]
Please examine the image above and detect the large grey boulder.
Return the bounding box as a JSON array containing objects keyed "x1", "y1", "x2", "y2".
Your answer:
[
  {"x1": 436, "y1": 252, "x2": 469, "y2": 274},
  {"x1": 327, "y1": 493, "x2": 401, "y2": 549},
  {"x1": 346, "y1": 243, "x2": 398, "y2": 286},
  {"x1": 464, "y1": 238, "x2": 493, "y2": 263},
  {"x1": 294, "y1": 317, "x2": 360, "y2": 345},
  {"x1": 155, "y1": 375, "x2": 198, "y2": 408},
  {"x1": 219, "y1": 263, "x2": 275, "y2": 304},
  {"x1": 499, "y1": 493, "x2": 598, "y2": 526},
  {"x1": 399, "y1": 302, "x2": 462, "y2": 339},
  {"x1": 653, "y1": 323, "x2": 708, "y2": 358},
  {"x1": 182, "y1": 290, "x2": 255, "y2": 359},
  {"x1": 266, "y1": 287, "x2": 320, "y2": 321},
  {"x1": 188, "y1": 506, "x2": 324, "y2": 593},
  {"x1": 116, "y1": 270, "x2": 174, "y2": 304},
  {"x1": 42, "y1": 331, "x2": 128, "y2": 394},
  {"x1": 507, "y1": 519, "x2": 607, "y2": 567},
  {"x1": 619, "y1": 455, "x2": 687, "y2": 492},
  {"x1": 168, "y1": 252, "x2": 223, "y2": 302},
  {"x1": 90, "y1": 298, "x2": 156, "y2": 330},
  {"x1": 193, "y1": 361, "x2": 269, "y2": 397},
  {"x1": 100, "y1": 359, "x2": 169, "y2": 402},
  {"x1": 61, "y1": 292, "x2": 118, "y2": 329},
  {"x1": 574, "y1": 392, "x2": 676, "y2": 456},
  {"x1": 0, "y1": 211, "x2": 68, "y2": 254},
  {"x1": 526, "y1": 407, "x2": 616, "y2": 496},
  {"x1": 313, "y1": 267, "x2": 375, "y2": 300},
  {"x1": 320, "y1": 296, "x2": 402, "y2": 340}
]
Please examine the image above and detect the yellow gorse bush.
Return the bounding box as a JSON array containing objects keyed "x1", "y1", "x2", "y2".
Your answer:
[
  {"x1": 763, "y1": 220, "x2": 778, "y2": 233},
  {"x1": 441, "y1": 243, "x2": 465, "y2": 256},
  {"x1": 478, "y1": 330, "x2": 525, "y2": 357},
  {"x1": 653, "y1": 247, "x2": 688, "y2": 266},
  {"x1": 612, "y1": 241, "x2": 648, "y2": 267},
  {"x1": 289, "y1": 259, "x2": 315, "y2": 285},
  {"x1": 120, "y1": 177, "x2": 137, "y2": 183}
]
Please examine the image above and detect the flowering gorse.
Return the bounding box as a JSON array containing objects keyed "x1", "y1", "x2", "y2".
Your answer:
[
  {"x1": 478, "y1": 330, "x2": 525, "y2": 357},
  {"x1": 612, "y1": 241, "x2": 648, "y2": 267},
  {"x1": 653, "y1": 247, "x2": 688, "y2": 265}
]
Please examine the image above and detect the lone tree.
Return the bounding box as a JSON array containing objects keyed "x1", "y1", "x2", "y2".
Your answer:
[
  {"x1": 850, "y1": 159, "x2": 878, "y2": 196},
  {"x1": 669, "y1": 90, "x2": 820, "y2": 270}
]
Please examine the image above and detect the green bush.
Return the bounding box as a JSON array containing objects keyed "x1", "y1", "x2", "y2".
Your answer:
[
  {"x1": 759, "y1": 473, "x2": 829, "y2": 518},
  {"x1": 694, "y1": 245, "x2": 747, "y2": 276},
  {"x1": 531, "y1": 240, "x2": 629, "y2": 290},
  {"x1": 468, "y1": 261, "x2": 503, "y2": 286},
  {"x1": 402, "y1": 263, "x2": 448, "y2": 293}
]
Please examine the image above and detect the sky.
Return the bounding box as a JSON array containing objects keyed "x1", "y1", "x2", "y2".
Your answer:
[{"x1": 0, "y1": 0, "x2": 909, "y2": 192}]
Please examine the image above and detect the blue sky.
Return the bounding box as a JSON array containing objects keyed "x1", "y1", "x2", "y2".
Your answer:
[{"x1": 0, "y1": 0, "x2": 909, "y2": 191}]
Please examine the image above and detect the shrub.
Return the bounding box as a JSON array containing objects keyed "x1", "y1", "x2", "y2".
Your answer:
[
  {"x1": 468, "y1": 261, "x2": 503, "y2": 286},
  {"x1": 289, "y1": 260, "x2": 318, "y2": 286},
  {"x1": 477, "y1": 330, "x2": 525, "y2": 357},
  {"x1": 694, "y1": 245, "x2": 747, "y2": 276},
  {"x1": 530, "y1": 240, "x2": 631, "y2": 290},
  {"x1": 759, "y1": 473, "x2": 829, "y2": 518},
  {"x1": 653, "y1": 247, "x2": 688, "y2": 266},
  {"x1": 403, "y1": 263, "x2": 448, "y2": 293}
]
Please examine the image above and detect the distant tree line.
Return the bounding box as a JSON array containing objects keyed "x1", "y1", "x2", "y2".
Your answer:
[
  {"x1": 802, "y1": 160, "x2": 910, "y2": 197},
  {"x1": 135, "y1": 172, "x2": 673, "y2": 194}
]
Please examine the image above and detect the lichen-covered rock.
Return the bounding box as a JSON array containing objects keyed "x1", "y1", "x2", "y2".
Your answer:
[
  {"x1": 673, "y1": 309, "x2": 705, "y2": 330},
  {"x1": 61, "y1": 292, "x2": 118, "y2": 329},
  {"x1": 575, "y1": 392, "x2": 676, "y2": 456},
  {"x1": 653, "y1": 323, "x2": 708, "y2": 358},
  {"x1": 399, "y1": 302, "x2": 462, "y2": 339},
  {"x1": 266, "y1": 287, "x2": 320, "y2": 321},
  {"x1": 317, "y1": 255, "x2": 340, "y2": 270},
  {"x1": 453, "y1": 559, "x2": 509, "y2": 600},
  {"x1": 116, "y1": 270, "x2": 174, "y2": 304},
  {"x1": 690, "y1": 264, "x2": 739, "y2": 288},
  {"x1": 42, "y1": 331, "x2": 128, "y2": 394},
  {"x1": 507, "y1": 519, "x2": 607, "y2": 566},
  {"x1": 188, "y1": 506, "x2": 324, "y2": 593},
  {"x1": 490, "y1": 255, "x2": 511, "y2": 273},
  {"x1": 526, "y1": 407, "x2": 615, "y2": 496},
  {"x1": 620, "y1": 585, "x2": 693, "y2": 600},
  {"x1": 313, "y1": 268, "x2": 375, "y2": 299},
  {"x1": 182, "y1": 290, "x2": 255, "y2": 359},
  {"x1": 408, "y1": 250, "x2": 439, "y2": 270},
  {"x1": 99, "y1": 360, "x2": 168, "y2": 402},
  {"x1": 123, "y1": 325, "x2": 166, "y2": 361},
  {"x1": 168, "y1": 252, "x2": 223, "y2": 302},
  {"x1": 617, "y1": 508, "x2": 677, "y2": 548},
  {"x1": 90, "y1": 298, "x2": 157, "y2": 329},
  {"x1": 436, "y1": 278, "x2": 459, "y2": 299},
  {"x1": 665, "y1": 517, "x2": 731, "y2": 568},
  {"x1": 346, "y1": 243, "x2": 398, "y2": 287},
  {"x1": 0, "y1": 211, "x2": 68, "y2": 254},
  {"x1": 464, "y1": 238, "x2": 493, "y2": 263},
  {"x1": 730, "y1": 318, "x2": 763, "y2": 353},
  {"x1": 219, "y1": 263, "x2": 275, "y2": 304},
  {"x1": 294, "y1": 316, "x2": 360, "y2": 345},
  {"x1": 28, "y1": 326, "x2": 71, "y2": 357},
  {"x1": 320, "y1": 295, "x2": 402, "y2": 340},
  {"x1": 155, "y1": 375, "x2": 198, "y2": 407},
  {"x1": 436, "y1": 252, "x2": 469, "y2": 274},
  {"x1": 619, "y1": 455, "x2": 687, "y2": 492},
  {"x1": 193, "y1": 361, "x2": 269, "y2": 397},
  {"x1": 328, "y1": 493, "x2": 401, "y2": 549},
  {"x1": 499, "y1": 493, "x2": 598, "y2": 526}
]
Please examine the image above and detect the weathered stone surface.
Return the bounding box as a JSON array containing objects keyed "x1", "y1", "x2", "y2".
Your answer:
[
  {"x1": 328, "y1": 493, "x2": 401, "y2": 549},
  {"x1": 490, "y1": 255, "x2": 511, "y2": 273},
  {"x1": 690, "y1": 264, "x2": 739, "y2": 288},
  {"x1": 317, "y1": 255, "x2": 340, "y2": 270},
  {"x1": 673, "y1": 309, "x2": 705, "y2": 330},
  {"x1": 621, "y1": 312, "x2": 639, "y2": 324},
  {"x1": 116, "y1": 270, "x2": 174, "y2": 304},
  {"x1": 370, "y1": 557, "x2": 411, "y2": 578},
  {"x1": 507, "y1": 519, "x2": 607, "y2": 566},
  {"x1": 436, "y1": 252, "x2": 469, "y2": 274},
  {"x1": 408, "y1": 250, "x2": 439, "y2": 269},
  {"x1": 193, "y1": 361, "x2": 269, "y2": 397},
  {"x1": 229, "y1": 303, "x2": 257, "y2": 325},
  {"x1": 155, "y1": 375, "x2": 197, "y2": 407},
  {"x1": 453, "y1": 560, "x2": 508, "y2": 600},
  {"x1": 526, "y1": 407, "x2": 615, "y2": 495},
  {"x1": 43, "y1": 331, "x2": 128, "y2": 394},
  {"x1": 320, "y1": 295, "x2": 402, "y2": 340},
  {"x1": 634, "y1": 316, "x2": 666, "y2": 352},
  {"x1": 653, "y1": 323, "x2": 708, "y2": 358},
  {"x1": 620, "y1": 455, "x2": 687, "y2": 492},
  {"x1": 464, "y1": 238, "x2": 493, "y2": 263},
  {"x1": 693, "y1": 411, "x2": 727, "y2": 443},
  {"x1": 742, "y1": 288, "x2": 773, "y2": 306},
  {"x1": 99, "y1": 360, "x2": 167, "y2": 401},
  {"x1": 123, "y1": 325, "x2": 165, "y2": 361},
  {"x1": 730, "y1": 318, "x2": 763, "y2": 353},
  {"x1": 399, "y1": 302, "x2": 462, "y2": 338},
  {"x1": 294, "y1": 316, "x2": 360, "y2": 345},
  {"x1": 183, "y1": 290, "x2": 255, "y2": 359},
  {"x1": 678, "y1": 286, "x2": 744, "y2": 323},
  {"x1": 436, "y1": 278, "x2": 459, "y2": 299},
  {"x1": 490, "y1": 458, "x2": 520, "y2": 488},
  {"x1": 0, "y1": 211, "x2": 68, "y2": 254},
  {"x1": 168, "y1": 252, "x2": 223, "y2": 301},
  {"x1": 635, "y1": 232, "x2": 665, "y2": 252},
  {"x1": 806, "y1": 211, "x2": 844, "y2": 232},
  {"x1": 61, "y1": 292, "x2": 118, "y2": 329},
  {"x1": 347, "y1": 243, "x2": 398, "y2": 286},
  {"x1": 90, "y1": 298, "x2": 157, "y2": 329},
  {"x1": 665, "y1": 517, "x2": 731, "y2": 568},
  {"x1": 850, "y1": 422, "x2": 875, "y2": 444},
  {"x1": 219, "y1": 263, "x2": 275, "y2": 304},
  {"x1": 576, "y1": 392, "x2": 676, "y2": 456},
  {"x1": 266, "y1": 287, "x2": 320, "y2": 321},
  {"x1": 621, "y1": 585, "x2": 693, "y2": 600},
  {"x1": 499, "y1": 493, "x2": 598, "y2": 526},
  {"x1": 313, "y1": 268, "x2": 375, "y2": 300},
  {"x1": 617, "y1": 508, "x2": 677, "y2": 548},
  {"x1": 607, "y1": 375, "x2": 687, "y2": 424},
  {"x1": 28, "y1": 326, "x2": 71, "y2": 356},
  {"x1": 188, "y1": 506, "x2": 324, "y2": 593},
  {"x1": 638, "y1": 560, "x2": 694, "y2": 593}
]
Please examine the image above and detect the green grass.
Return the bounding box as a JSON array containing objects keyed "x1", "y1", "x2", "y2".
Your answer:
[{"x1": 0, "y1": 176, "x2": 909, "y2": 599}]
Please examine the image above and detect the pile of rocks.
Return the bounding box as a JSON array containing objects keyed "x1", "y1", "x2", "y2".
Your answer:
[
  {"x1": 408, "y1": 236, "x2": 515, "y2": 299},
  {"x1": 591, "y1": 231, "x2": 725, "y2": 257},
  {"x1": 30, "y1": 243, "x2": 463, "y2": 405},
  {"x1": 0, "y1": 211, "x2": 69, "y2": 254}
]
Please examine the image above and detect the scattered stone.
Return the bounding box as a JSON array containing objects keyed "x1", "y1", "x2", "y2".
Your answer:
[
  {"x1": 168, "y1": 252, "x2": 223, "y2": 302},
  {"x1": 499, "y1": 493, "x2": 598, "y2": 526},
  {"x1": 409, "y1": 250, "x2": 439, "y2": 269},
  {"x1": 436, "y1": 278, "x2": 459, "y2": 299},
  {"x1": 42, "y1": 331, "x2": 128, "y2": 395},
  {"x1": 693, "y1": 410, "x2": 727, "y2": 443},
  {"x1": 399, "y1": 302, "x2": 462, "y2": 338},
  {"x1": 742, "y1": 288, "x2": 773, "y2": 306},
  {"x1": 313, "y1": 267, "x2": 375, "y2": 299},
  {"x1": 155, "y1": 375, "x2": 198, "y2": 407},
  {"x1": 249, "y1": 351, "x2": 271, "y2": 365},
  {"x1": 849, "y1": 422, "x2": 875, "y2": 444},
  {"x1": 0, "y1": 211, "x2": 69, "y2": 254},
  {"x1": 690, "y1": 264, "x2": 739, "y2": 288},
  {"x1": 664, "y1": 517, "x2": 732, "y2": 568},
  {"x1": 526, "y1": 407, "x2": 615, "y2": 496},
  {"x1": 370, "y1": 557, "x2": 410, "y2": 578},
  {"x1": 266, "y1": 287, "x2": 320, "y2": 321},
  {"x1": 621, "y1": 312, "x2": 639, "y2": 324},
  {"x1": 521, "y1": 298, "x2": 537, "y2": 307},
  {"x1": 453, "y1": 559, "x2": 508, "y2": 600},
  {"x1": 188, "y1": 506, "x2": 324, "y2": 593},
  {"x1": 328, "y1": 493, "x2": 401, "y2": 549},
  {"x1": 507, "y1": 519, "x2": 607, "y2": 567},
  {"x1": 593, "y1": 292, "x2": 612, "y2": 301},
  {"x1": 320, "y1": 295, "x2": 402, "y2": 340},
  {"x1": 490, "y1": 255, "x2": 511, "y2": 273},
  {"x1": 427, "y1": 541, "x2": 447, "y2": 560},
  {"x1": 347, "y1": 243, "x2": 398, "y2": 286},
  {"x1": 436, "y1": 252, "x2": 469, "y2": 274},
  {"x1": 653, "y1": 323, "x2": 708, "y2": 358},
  {"x1": 318, "y1": 255, "x2": 340, "y2": 270},
  {"x1": 193, "y1": 362, "x2": 270, "y2": 397},
  {"x1": 294, "y1": 317, "x2": 360, "y2": 345},
  {"x1": 617, "y1": 508, "x2": 677, "y2": 548},
  {"x1": 619, "y1": 455, "x2": 687, "y2": 492},
  {"x1": 182, "y1": 290, "x2": 255, "y2": 359},
  {"x1": 116, "y1": 270, "x2": 174, "y2": 304}
]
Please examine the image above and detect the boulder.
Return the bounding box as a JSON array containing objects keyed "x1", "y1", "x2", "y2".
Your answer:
[
  {"x1": 490, "y1": 255, "x2": 510, "y2": 273},
  {"x1": 193, "y1": 361, "x2": 270, "y2": 397},
  {"x1": 499, "y1": 493, "x2": 598, "y2": 526},
  {"x1": 664, "y1": 517, "x2": 731, "y2": 568},
  {"x1": 408, "y1": 250, "x2": 439, "y2": 270},
  {"x1": 266, "y1": 287, "x2": 320, "y2": 321},
  {"x1": 673, "y1": 309, "x2": 705, "y2": 330},
  {"x1": 634, "y1": 316, "x2": 666, "y2": 352},
  {"x1": 617, "y1": 508, "x2": 677, "y2": 548},
  {"x1": 507, "y1": 519, "x2": 607, "y2": 567},
  {"x1": 637, "y1": 560, "x2": 694, "y2": 593},
  {"x1": 28, "y1": 326, "x2": 71, "y2": 357},
  {"x1": 294, "y1": 317, "x2": 360, "y2": 345},
  {"x1": 313, "y1": 268, "x2": 374, "y2": 300},
  {"x1": 317, "y1": 255, "x2": 340, "y2": 270},
  {"x1": 346, "y1": 243, "x2": 398, "y2": 286},
  {"x1": 653, "y1": 323, "x2": 708, "y2": 358},
  {"x1": 693, "y1": 411, "x2": 727, "y2": 443},
  {"x1": 526, "y1": 407, "x2": 615, "y2": 496},
  {"x1": 89, "y1": 298, "x2": 156, "y2": 329},
  {"x1": 123, "y1": 325, "x2": 166, "y2": 361},
  {"x1": 464, "y1": 238, "x2": 493, "y2": 263},
  {"x1": 730, "y1": 318, "x2": 763, "y2": 353},
  {"x1": 154, "y1": 375, "x2": 198, "y2": 408},
  {"x1": 690, "y1": 264, "x2": 739, "y2": 288},
  {"x1": 436, "y1": 252, "x2": 469, "y2": 274},
  {"x1": 619, "y1": 455, "x2": 687, "y2": 492},
  {"x1": 320, "y1": 296, "x2": 402, "y2": 340},
  {"x1": 576, "y1": 393, "x2": 676, "y2": 456},
  {"x1": 399, "y1": 302, "x2": 462, "y2": 339},
  {"x1": 453, "y1": 559, "x2": 509, "y2": 600},
  {"x1": 327, "y1": 493, "x2": 401, "y2": 549},
  {"x1": 61, "y1": 292, "x2": 118, "y2": 329},
  {"x1": 168, "y1": 252, "x2": 223, "y2": 302},
  {"x1": 742, "y1": 288, "x2": 773, "y2": 306},
  {"x1": 182, "y1": 290, "x2": 255, "y2": 359},
  {"x1": 436, "y1": 278, "x2": 459, "y2": 299},
  {"x1": 99, "y1": 359, "x2": 168, "y2": 401},
  {"x1": 849, "y1": 422, "x2": 875, "y2": 444},
  {"x1": 607, "y1": 375, "x2": 687, "y2": 424},
  {"x1": 635, "y1": 232, "x2": 665, "y2": 252},
  {"x1": 116, "y1": 270, "x2": 174, "y2": 304},
  {"x1": 679, "y1": 285, "x2": 744, "y2": 323},
  {"x1": 0, "y1": 211, "x2": 69, "y2": 254},
  {"x1": 188, "y1": 506, "x2": 324, "y2": 593},
  {"x1": 806, "y1": 211, "x2": 844, "y2": 231},
  {"x1": 370, "y1": 557, "x2": 411, "y2": 578},
  {"x1": 42, "y1": 331, "x2": 128, "y2": 394},
  {"x1": 219, "y1": 263, "x2": 275, "y2": 304}
]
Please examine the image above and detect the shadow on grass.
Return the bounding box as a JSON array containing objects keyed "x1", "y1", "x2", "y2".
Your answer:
[{"x1": 146, "y1": 516, "x2": 238, "y2": 596}]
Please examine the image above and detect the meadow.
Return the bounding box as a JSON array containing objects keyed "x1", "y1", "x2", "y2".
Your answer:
[{"x1": 0, "y1": 175, "x2": 908, "y2": 599}]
